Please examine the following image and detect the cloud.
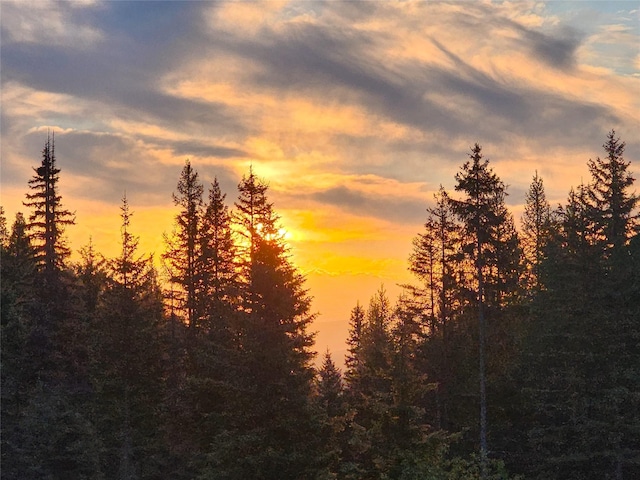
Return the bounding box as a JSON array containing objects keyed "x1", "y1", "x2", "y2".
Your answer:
[
  {"x1": 311, "y1": 185, "x2": 427, "y2": 225},
  {"x1": 2, "y1": 0, "x2": 638, "y2": 286},
  {"x1": 1, "y1": 0, "x2": 103, "y2": 47}
]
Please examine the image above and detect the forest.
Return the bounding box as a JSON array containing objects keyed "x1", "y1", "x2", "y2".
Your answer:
[{"x1": 1, "y1": 130, "x2": 639, "y2": 480}]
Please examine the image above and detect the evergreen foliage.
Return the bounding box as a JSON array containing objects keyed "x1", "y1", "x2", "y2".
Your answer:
[
  {"x1": 23, "y1": 132, "x2": 75, "y2": 284},
  {"x1": 2, "y1": 130, "x2": 637, "y2": 480},
  {"x1": 520, "y1": 172, "x2": 550, "y2": 291}
]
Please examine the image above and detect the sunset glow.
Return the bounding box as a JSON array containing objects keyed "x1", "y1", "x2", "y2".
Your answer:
[{"x1": 1, "y1": 0, "x2": 638, "y2": 362}]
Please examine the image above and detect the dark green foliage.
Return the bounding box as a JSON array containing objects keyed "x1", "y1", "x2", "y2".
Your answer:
[
  {"x1": 341, "y1": 288, "x2": 452, "y2": 479},
  {"x1": 23, "y1": 133, "x2": 75, "y2": 284},
  {"x1": 517, "y1": 132, "x2": 639, "y2": 479},
  {"x1": 90, "y1": 196, "x2": 167, "y2": 479},
  {"x1": 586, "y1": 130, "x2": 638, "y2": 253},
  {"x1": 520, "y1": 171, "x2": 551, "y2": 292},
  {"x1": 163, "y1": 159, "x2": 204, "y2": 331},
  {"x1": 3, "y1": 131, "x2": 638, "y2": 480},
  {"x1": 202, "y1": 169, "x2": 320, "y2": 479}
]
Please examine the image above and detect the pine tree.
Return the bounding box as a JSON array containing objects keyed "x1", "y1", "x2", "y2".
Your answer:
[
  {"x1": 1, "y1": 213, "x2": 38, "y2": 478},
  {"x1": 520, "y1": 172, "x2": 551, "y2": 291},
  {"x1": 342, "y1": 290, "x2": 450, "y2": 478},
  {"x1": 448, "y1": 144, "x2": 524, "y2": 475},
  {"x1": 205, "y1": 168, "x2": 318, "y2": 479},
  {"x1": 178, "y1": 179, "x2": 239, "y2": 472},
  {"x1": 344, "y1": 302, "x2": 366, "y2": 390},
  {"x1": 75, "y1": 238, "x2": 107, "y2": 316},
  {"x1": 315, "y1": 351, "x2": 345, "y2": 478},
  {"x1": 92, "y1": 195, "x2": 166, "y2": 479},
  {"x1": 342, "y1": 288, "x2": 395, "y2": 478},
  {"x1": 410, "y1": 187, "x2": 464, "y2": 432},
  {"x1": 163, "y1": 160, "x2": 204, "y2": 332},
  {"x1": 587, "y1": 130, "x2": 638, "y2": 254},
  {"x1": 23, "y1": 132, "x2": 75, "y2": 285},
  {"x1": 450, "y1": 144, "x2": 501, "y2": 470},
  {"x1": 522, "y1": 133, "x2": 640, "y2": 479},
  {"x1": 318, "y1": 350, "x2": 344, "y2": 419},
  {"x1": 199, "y1": 178, "x2": 238, "y2": 335}
]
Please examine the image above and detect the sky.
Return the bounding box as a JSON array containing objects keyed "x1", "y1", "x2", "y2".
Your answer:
[{"x1": 1, "y1": 0, "x2": 639, "y2": 363}]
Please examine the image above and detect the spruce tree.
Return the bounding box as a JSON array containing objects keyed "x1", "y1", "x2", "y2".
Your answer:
[
  {"x1": 521, "y1": 171, "x2": 551, "y2": 292},
  {"x1": 181, "y1": 179, "x2": 239, "y2": 471},
  {"x1": 450, "y1": 144, "x2": 502, "y2": 470},
  {"x1": 587, "y1": 130, "x2": 638, "y2": 254},
  {"x1": 344, "y1": 302, "x2": 366, "y2": 390},
  {"x1": 163, "y1": 160, "x2": 204, "y2": 332},
  {"x1": 410, "y1": 186, "x2": 463, "y2": 431},
  {"x1": 1, "y1": 213, "x2": 38, "y2": 478},
  {"x1": 199, "y1": 178, "x2": 238, "y2": 335},
  {"x1": 23, "y1": 132, "x2": 75, "y2": 285},
  {"x1": 205, "y1": 168, "x2": 318, "y2": 479},
  {"x1": 448, "y1": 144, "x2": 524, "y2": 476},
  {"x1": 315, "y1": 351, "x2": 346, "y2": 478},
  {"x1": 343, "y1": 288, "x2": 395, "y2": 478},
  {"x1": 92, "y1": 195, "x2": 166, "y2": 479},
  {"x1": 522, "y1": 132, "x2": 640, "y2": 478}
]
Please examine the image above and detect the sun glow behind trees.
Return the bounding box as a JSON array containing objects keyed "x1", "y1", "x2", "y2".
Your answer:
[{"x1": 2, "y1": 129, "x2": 639, "y2": 478}]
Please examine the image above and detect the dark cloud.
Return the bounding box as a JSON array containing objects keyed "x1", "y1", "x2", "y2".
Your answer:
[
  {"x1": 0, "y1": 0, "x2": 635, "y2": 226},
  {"x1": 312, "y1": 185, "x2": 427, "y2": 225},
  {"x1": 166, "y1": 140, "x2": 245, "y2": 160},
  {"x1": 511, "y1": 21, "x2": 583, "y2": 70},
  {"x1": 210, "y1": 13, "x2": 617, "y2": 155},
  {"x1": 1, "y1": 41, "x2": 246, "y2": 138}
]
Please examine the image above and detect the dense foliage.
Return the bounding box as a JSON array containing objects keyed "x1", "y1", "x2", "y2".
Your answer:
[{"x1": 2, "y1": 130, "x2": 638, "y2": 479}]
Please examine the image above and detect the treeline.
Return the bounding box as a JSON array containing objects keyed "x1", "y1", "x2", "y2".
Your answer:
[{"x1": 1, "y1": 130, "x2": 639, "y2": 479}]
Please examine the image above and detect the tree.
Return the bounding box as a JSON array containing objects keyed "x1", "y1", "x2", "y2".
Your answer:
[
  {"x1": 410, "y1": 186, "x2": 463, "y2": 431},
  {"x1": 449, "y1": 144, "x2": 520, "y2": 475},
  {"x1": 586, "y1": 129, "x2": 638, "y2": 255},
  {"x1": 163, "y1": 160, "x2": 204, "y2": 332},
  {"x1": 205, "y1": 168, "x2": 319, "y2": 479},
  {"x1": 23, "y1": 132, "x2": 75, "y2": 285},
  {"x1": 75, "y1": 238, "x2": 107, "y2": 316},
  {"x1": 92, "y1": 195, "x2": 166, "y2": 479},
  {"x1": 315, "y1": 351, "x2": 346, "y2": 478},
  {"x1": 178, "y1": 179, "x2": 240, "y2": 472},
  {"x1": 520, "y1": 172, "x2": 551, "y2": 292},
  {"x1": 199, "y1": 178, "x2": 238, "y2": 336},
  {"x1": 344, "y1": 302, "x2": 366, "y2": 390},
  {"x1": 521, "y1": 133, "x2": 640, "y2": 479},
  {"x1": 318, "y1": 350, "x2": 345, "y2": 419},
  {"x1": 341, "y1": 289, "x2": 395, "y2": 478},
  {"x1": 1, "y1": 212, "x2": 38, "y2": 478}
]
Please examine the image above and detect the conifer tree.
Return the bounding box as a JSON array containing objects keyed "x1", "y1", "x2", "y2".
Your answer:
[
  {"x1": 343, "y1": 288, "x2": 395, "y2": 477},
  {"x1": 521, "y1": 172, "x2": 551, "y2": 291},
  {"x1": 75, "y1": 238, "x2": 107, "y2": 316},
  {"x1": 344, "y1": 302, "x2": 366, "y2": 390},
  {"x1": 206, "y1": 168, "x2": 318, "y2": 479},
  {"x1": 318, "y1": 350, "x2": 344, "y2": 418},
  {"x1": 522, "y1": 132, "x2": 640, "y2": 478},
  {"x1": 587, "y1": 130, "x2": 638, "y2": 254},
  {"x1": 180, "y1": 179, "x2": 239, "y2": 471},
  {"x1": 450, "y1": 144, "x2": 500, "y2": 469},
  {"x1": 23, "y1": 132, "x2": 75, "y2": 285},
  {"x1": 92, "y1": 195, "x2": 166, "y2": 479},
  {"x1": 410, "y1": 187, "x2": 463, "y2": 431},
  {"x1": 200, "y1": 178, "x2": 238, "y2": 335},
  {"x1": 163, "y1": 160, "x2": 204, "y2": 332},
  {"x1": 1, "y1": 213, "x2": 38, "y2": 478},
  {"x1": 449, "y1": 144, "x2": 522, "y2": 475},
  {"x1": 315, "y1": 350, "x2": 346, "y2": 478}
]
